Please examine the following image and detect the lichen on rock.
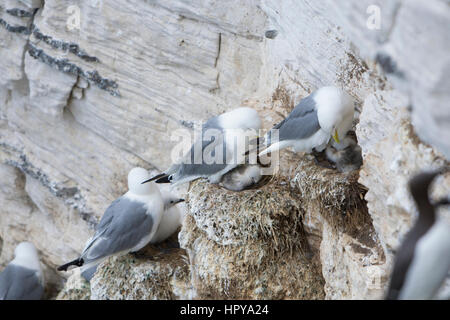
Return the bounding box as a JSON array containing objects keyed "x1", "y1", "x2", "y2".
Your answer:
[{"x1": 56, "y1": 270, "x2": 91, "y2": 300}]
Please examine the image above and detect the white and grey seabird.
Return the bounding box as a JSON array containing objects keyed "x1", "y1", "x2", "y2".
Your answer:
[
  {"x1": 57, "y1": 167, "x2": 164, "y2": 280},
  {"x1": 257, "y1": 86, "x2": 355, "y2": 156},
  {"x1": 0, "y1": 242, "x2": 44, "y2": 300},
  {"x1": 143, "y1": 107, "x2": 262, "y2": 185},
  {"x1": 386, "y1": 169, "x2": 450, "y2": 300},
  {"x1": 150, "y1": 192, "x2": 185, "y2": 244}
]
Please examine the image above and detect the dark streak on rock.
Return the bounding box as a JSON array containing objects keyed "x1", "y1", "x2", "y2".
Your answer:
[
  {"x1": 6, "y1": 8, "x2": 34, "y2": 18},
  {"x1": 4, "y1": 154, "x2": 97, "y2": 228},
  {"x1": 214, "y1": 33, "x2": 221, "y2": 68},
  {"x1": 0, "y1": 14, "x2": 117, "y2": 96},
  {"x1": 31, "y1": 25, "x2": 100, "y2": 63},
  {"x1": 2, "y1": 9, "x2": 98, "y2": 62},
  {"x1": 209, "y1": 72, "x2": 220, "y2": 94},
  {"x1": 27, "y1": 43, "x2": 120, "y2": 97},
  {"x1": 0, "y1": 18, "x2": 32, "y2": 34}
]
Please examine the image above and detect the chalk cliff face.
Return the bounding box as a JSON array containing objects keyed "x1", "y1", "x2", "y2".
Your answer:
[{"x1": 0, "y1": 0, "x2": 448, "y2": 299}]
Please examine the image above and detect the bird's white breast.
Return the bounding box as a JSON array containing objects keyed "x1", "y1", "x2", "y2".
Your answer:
[{"x1": 150, "y1": 206, "x2": 182, "y2": 244}]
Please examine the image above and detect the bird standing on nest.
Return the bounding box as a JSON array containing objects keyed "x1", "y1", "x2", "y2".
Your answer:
[
  {"x1": 143, "y1": 107, "x2": 262, "y2": 186},
  {"x1": 256, "y1": 86, "x2": 355, "y2": 156}
]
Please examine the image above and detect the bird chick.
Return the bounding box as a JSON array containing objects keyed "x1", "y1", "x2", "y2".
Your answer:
[
  {"x1": 219, "y1": 164, "x2": 263, "y2": 191},
  {"x1": 325, "y1": 134, "x2": 362, "y2": 173},
  {"x1": 150, "y1": 192, "x2": 185, "y2": 244}
]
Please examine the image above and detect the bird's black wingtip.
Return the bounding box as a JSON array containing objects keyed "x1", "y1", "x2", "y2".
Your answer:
[{"x1": 57, "y1": 258, "x2": 84, "y2": 272}]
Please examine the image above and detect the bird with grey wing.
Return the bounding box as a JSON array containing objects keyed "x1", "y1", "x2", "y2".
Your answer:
[
  {"x1": 143, "y1": 107, "x2": 262, "y2": 186},
  {"x1": 0, "y1": 242, "x2": 44, "y2": 300},
  {"x1": 57, "y1": 167, "x2": 164, "y2": 281},
  {"x1": 386, "y1": 168, "x2": 450, "y2": 300},
  {"x1": 254, "y1": 86, "x2": 355, "y2": 156}
]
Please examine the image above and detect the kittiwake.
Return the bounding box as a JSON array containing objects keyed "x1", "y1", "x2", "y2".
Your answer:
[
  {"x1": 57, "y1": 167, "x2": 164, "y2": 280},
  {"x1": 0, "y1": 242, "x2": 44, "y2": 300},
  {"x1": 257, "y1": 86, "x2": 355, "y2": 156},
  {"x1": 143, "y1": 107, "x2": 262, "y2": 185}
]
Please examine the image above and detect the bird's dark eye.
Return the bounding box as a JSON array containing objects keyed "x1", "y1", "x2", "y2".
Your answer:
[{"x1": 170, "y1": 201, "x2": 174, "y2": 203}]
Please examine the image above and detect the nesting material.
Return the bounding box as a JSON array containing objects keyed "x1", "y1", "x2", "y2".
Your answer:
[
  {"x1": 88, "y1": 237, "x2": 192, "y2": 300},
  {"x1": 292, "y1": 153, "x2": 369, "y2": 229},
  {"x1": 290, "y1": 152, "x2": 386, "y2": 299},
  {"x1": 179, "y1": 176, "x2": 325, "y2": 299}
]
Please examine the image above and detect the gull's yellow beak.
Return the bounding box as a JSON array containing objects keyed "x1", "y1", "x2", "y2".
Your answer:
[{"x1": 332, "y1": 129, "x2": 340, "y2": 144}]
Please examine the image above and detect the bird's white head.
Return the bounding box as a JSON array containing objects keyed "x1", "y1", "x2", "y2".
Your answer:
[
  {"x1": 315, "y1": 86, "x2": 355, "y2": 141},
  {"x1": 14, "y1": 242, "x2": 39, "y2": 259},
  {"x1": 13, "y1": 242, "x2": 41, "y2": 271},
  {"x1": 218, "y1": 107, "x2": 262, "y2": 130},
  {"x1": 128, "y1": 167, "x2": 158, "y2": 195}
]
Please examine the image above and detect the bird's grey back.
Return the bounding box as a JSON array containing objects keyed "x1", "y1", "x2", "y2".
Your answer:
[
  {"x1": 0, "y1": 264, "x2": 43, "y2": 300},
  {"x1": 269, "y1": 92, "x2": 320, "y2": 144},
  {"x1": 203, "y1": 115, "x2": 222, "y2": 131},
  {"x1": 82, "y1": 196, "x2": 153, "y2": 263},
  {"x1": 173, "y1": 130, "x2": 230, "y2": 178}
]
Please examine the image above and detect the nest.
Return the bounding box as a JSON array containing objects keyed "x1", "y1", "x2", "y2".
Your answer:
[
  {"x1": 181, "y1": 175, "x2": 325, "y2": 299},
  {"x1": 291, "y1": 152, "x2": 378, "y2": 250},
  {"x1": 186, "y1": 174, "x2": 311, "y2": 259}
]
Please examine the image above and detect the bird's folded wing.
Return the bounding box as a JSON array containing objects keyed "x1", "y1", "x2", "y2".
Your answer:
[
  {"x1": 82, "y1": 197, "x2": 153, "y2": 263},
  {"x1": 274, "y1": 95, "x2": 321, "y2": 142},
  {"x1": 0, "y1": 264, "x2": 43, "y2": 300},
  {"x1": 174, "y1": 130, "x2": 231, "y2": 176}
]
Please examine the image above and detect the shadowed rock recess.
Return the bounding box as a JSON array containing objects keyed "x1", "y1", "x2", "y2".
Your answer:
[{"x1": 1, "y1": 0, "x2": 449, "y2": 300}]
